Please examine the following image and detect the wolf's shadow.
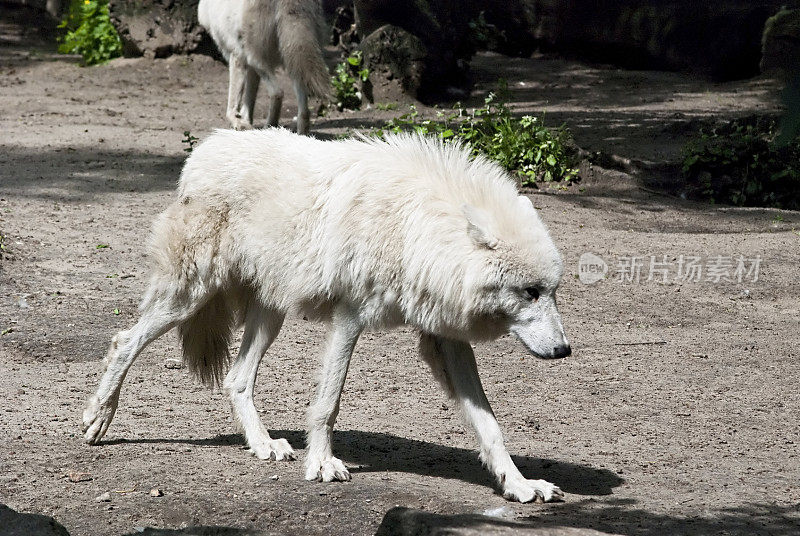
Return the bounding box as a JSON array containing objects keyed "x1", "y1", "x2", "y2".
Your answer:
[{"x1": 104, "y1": 429, "x2": 621, "y2": 496}]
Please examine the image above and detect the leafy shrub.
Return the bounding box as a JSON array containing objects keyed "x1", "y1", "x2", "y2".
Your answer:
[
  {"x1": 373, "y1": 86, "x2": 579, "y2": 186},
  {"x1": 682, "y1": 118, "x2": 800, "y2": 209},
  {"x1": 468, "y1": 11, "x2": 505, "y2": 52},
  {"x1": 58, "y1": 0, "x2": 122, "y2": 66},
  {"x1": 331, "y1": 51, "x2": 370, "y2": 111}
]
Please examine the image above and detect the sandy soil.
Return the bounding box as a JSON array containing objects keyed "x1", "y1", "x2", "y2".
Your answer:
[{"x1": 1, "y1": 6, "x2": 799, "y2": 536}]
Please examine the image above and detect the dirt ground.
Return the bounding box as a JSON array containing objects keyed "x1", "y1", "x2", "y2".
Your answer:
[{"x1": 2, "y1": 6, "x2": 800, "y2": 536}]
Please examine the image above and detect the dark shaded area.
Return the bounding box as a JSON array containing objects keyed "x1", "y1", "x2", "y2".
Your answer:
[
  {"x1": 100, "y1": 429, "x2": 623, "y2": 497},
  {"x1": 529, "y1": 500, "x2": 800, "y2": 536},
  {"x1": 375, "y1": 503, "x2": 800, "y2": 536},
  {"x1": 527, "y1": 0, "x2": 795, "y2": 80},
  {"x1": 0, "y1": 503, "x2": 70, "y2": 536},
  {"x1": 376, "y1": 507, "x2": 618, "y2": 535},
  {"x1": 0, "y1": 146, "x2": 184, "y2": 200},
  {"x1": 0, "y1": 2, "x2": 66, "y2": 68}
]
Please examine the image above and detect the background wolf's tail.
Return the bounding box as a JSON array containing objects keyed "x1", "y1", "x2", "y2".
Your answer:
[
  {"x1": 276, "y1": 0, "x2": 330, "y2": 98},
  {"x1": 177, "y1": 292, "x2": 239, "y2": 387}
]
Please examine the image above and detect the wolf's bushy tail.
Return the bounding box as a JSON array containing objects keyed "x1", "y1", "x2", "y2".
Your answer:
[
  {"x1": 276, "y1": 0, "x2": 330, "y2": 98},
  {"x1": 178, "y1": 292, "x2": 239, "y2": 387}
]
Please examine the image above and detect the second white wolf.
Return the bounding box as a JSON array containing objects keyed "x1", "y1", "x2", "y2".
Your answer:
[
  {"x1": 82, "y1": 129, "x2": 571, "y2": 503},
  {"x1": 198, "y1": 0, "x2": 329, "y2": 134}
]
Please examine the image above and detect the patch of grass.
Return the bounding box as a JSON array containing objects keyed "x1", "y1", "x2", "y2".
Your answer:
[
  {"x1": 682, "y1": 117, "x2": 800, "y2": 209},
  {"x1": 375, "y1": 102, "x2": 399, "y2": 111},
  {"x1": 372, "y1": 84, "x2": 579, "y2": 186},
  {"x1": 58, "y1": 0, "x2": 122, "y2": 66},
  {"x1": 331, "y1": 51, "x2": 370, "y2": 111}
]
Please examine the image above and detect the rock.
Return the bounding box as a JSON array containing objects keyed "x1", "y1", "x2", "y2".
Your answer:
[
  {"x1": 359, "y1": 25, "x2": 427, "y2": 101},
  {"x1": 108, "y1": 0, "x2": 218, "y2": 59},
  {"x1": 164, "y1": 359, "x2": 183, "y2": 369},
  {"x1": 95, "y1": 492, "x2": 112, "y2": 502},
  {"x1": 66, "y1": 471, "x2": 92, "y2": 483},
  {"x1": 374, "y1": 507, "x2": 625, "y2": 536},
  {"x1": 0, "y1": 503, "x2": 70, "y2": 536},
  {"x1": 149, "y1": 488, "x2": 164, "y2": 497},
  {"x1": 353, "y1": 0, "x2": 471, "y2": 101}
]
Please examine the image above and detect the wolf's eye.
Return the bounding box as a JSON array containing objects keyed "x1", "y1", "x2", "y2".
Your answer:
[{"x1": 524, "y1": 287, "x2": 540, "y2": 301}]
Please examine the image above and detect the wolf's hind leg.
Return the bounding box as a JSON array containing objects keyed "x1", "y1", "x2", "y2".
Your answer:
[
  {"x1": 419, "y1": 334, "x2": 564, "y2": 503},
  {"x1": 82, "y1": 296, "x2": 190, "y2": 444},
  {"x1": 263, "y1": 73, "x2": 284, "y2": 128},
  {"x1": 304, "y1": 304, "x2": 362, "y2": 482},
  {"x1": 223, "y1": 302, "x2": 292, "y2": 461}
]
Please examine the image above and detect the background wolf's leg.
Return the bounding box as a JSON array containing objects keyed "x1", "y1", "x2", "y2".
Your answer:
[
  {"x1": 293, "y1": 81, "x2": 309, "y2": 135},
  {"x1": 240, "y1": 66, "x2": 260, "y2": 127},
  {"x1": 263, "y1": 73, "x2": 284, "y2": 128},
  {"x1": 226, "y1": 55, "x2": 252, "y2": 130},
  {"x1": 223, "y1": 302, "x2": 292, "y2": 460},
  {"x1": 419, "y1": 334, "x2": 564, "y2": 503},
  {"x1": 304, "y1": 304, "x2": 362, "y2": 482},
  {"x1": 82, "y1": 298, "x2": 187, "y2": 445}
]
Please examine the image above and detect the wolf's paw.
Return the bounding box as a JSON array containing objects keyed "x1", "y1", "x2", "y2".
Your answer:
[
  {"x1": 502, "y1": 477, "x2": 564, "y2": 503},
  {"x1": 231, "y1": 119, "x2": 253, "y2": 131},
  {"x1": 304, "y1": 455, "x2": 350, "y2": 482},
  {"x1": 82, "y1": 395, "x2": 117, "y2": 445},
  {"x1": 249, "y1": 437, "x2": 295, "y2": 461}
]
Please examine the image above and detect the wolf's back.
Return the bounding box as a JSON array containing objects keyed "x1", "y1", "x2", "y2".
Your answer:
[{"x1": 275, "y1": 0, "x2": 329, "y2": 98}]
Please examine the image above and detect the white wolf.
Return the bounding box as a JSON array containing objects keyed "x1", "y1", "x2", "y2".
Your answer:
[
  {"x1": 82, "y1": 129, "x2": 571, "y2": 503},
  {"x1": 198, "y1": 0, "x2": 329, "y2": 134}
]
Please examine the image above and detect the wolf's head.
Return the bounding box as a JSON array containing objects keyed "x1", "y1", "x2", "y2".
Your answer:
[{"x1": 462, "y1": 195, "x2": 570, "y2": 359}]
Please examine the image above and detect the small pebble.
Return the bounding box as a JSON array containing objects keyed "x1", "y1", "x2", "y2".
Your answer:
[
  {"x1": 164, "y1": 359, "x2": 183, "y2": 369},
  {"x1": 149, "y1": 488, "x2": 163, "y2": 497},
  {"x1": 95, "y1": 492, "x2": 111, "y2": 503},
  {"x1": 269, "y1": 475, "x2": 279, "y2": 481}
]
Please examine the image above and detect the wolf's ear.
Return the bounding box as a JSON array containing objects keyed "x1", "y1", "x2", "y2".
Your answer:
[{"x1": 462, "y1": 204, "x2": 498, "y2": 250}]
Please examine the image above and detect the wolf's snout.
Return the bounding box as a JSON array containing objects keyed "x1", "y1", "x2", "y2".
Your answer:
[{"x1": 551, "y1": 344, "x2": 571, "y2": 359}]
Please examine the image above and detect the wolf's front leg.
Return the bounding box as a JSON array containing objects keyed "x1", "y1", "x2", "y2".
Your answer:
[
  {"x1": 304, "y1": 304, "x2": 362, "y2": 482},
  {"x1": 419, "y1": 334, "x2": 564, "y2": 503}
]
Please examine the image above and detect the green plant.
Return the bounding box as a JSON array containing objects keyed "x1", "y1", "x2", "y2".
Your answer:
[
  {"x1": 682, "y1": 118, "x2": 800, "y2": 209},
  {"x1": 58, "y1": 0, "x2": 122, "y2": 66},
  {"x1": 468, "y1": 11, "x2": 506, "y2": 51},
  {"x1": 182, "y1": 131, "x2": 200, "y2": 153},
  {"x1": 373, "y1": 84, "x2": 579, "y2": 186},
  {"x1": 331, "y1": 51, "x2": 370, "y2": 111}
]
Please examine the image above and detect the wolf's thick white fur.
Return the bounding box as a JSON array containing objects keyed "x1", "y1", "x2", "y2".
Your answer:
[
  {"x1": 198, "y1": 0, "x2": 328, "y2": 134},
  {"x1": 82, "y1": 129, "x2": 570, "y2": 503}
]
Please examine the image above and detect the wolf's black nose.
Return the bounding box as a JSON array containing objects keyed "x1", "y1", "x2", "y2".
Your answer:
[{"x1": 552, "y1": 345, "x2": 571, "y2": 359}]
